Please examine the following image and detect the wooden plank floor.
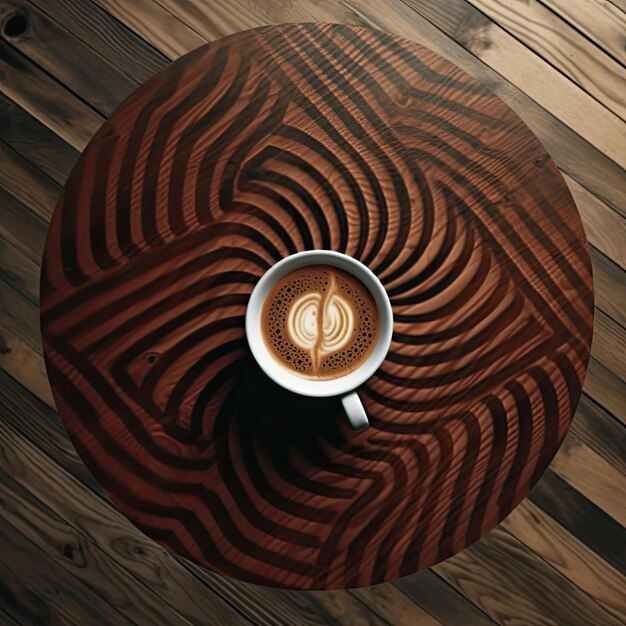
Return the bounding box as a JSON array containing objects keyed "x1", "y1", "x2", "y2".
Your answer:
[{"x1": 0, "y1": 0, "x2": 624, "y2": 624}]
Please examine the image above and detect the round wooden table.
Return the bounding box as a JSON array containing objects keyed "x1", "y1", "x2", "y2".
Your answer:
[{"x1": 40, "y1": 23, "x2": 593, "y2": 590}]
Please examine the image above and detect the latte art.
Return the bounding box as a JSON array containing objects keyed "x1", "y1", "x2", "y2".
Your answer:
[
  {"x1": 315, "y1": 293, "x2": 353, "y2": 353},
  {"x1": 288, "y1": 293, "x2": 322, "y2": 352},
  {"x1": 288, "y1": 289, "x2": 354, "y2": 368},
  {"x1": 262, "y1": 265, "x2": 378, "y2": 380}
]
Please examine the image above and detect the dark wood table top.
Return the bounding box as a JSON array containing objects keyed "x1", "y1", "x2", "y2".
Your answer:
[{"x1": 40, "y1": 23, "x2": 593, "y2": 590}]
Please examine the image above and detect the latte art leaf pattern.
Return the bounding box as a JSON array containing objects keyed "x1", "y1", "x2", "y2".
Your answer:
[
  {"x1": 264, "y1": 265, "x2": 378, "y2": 378},
  {"x1": 288, "y1": 292, "x2": 322, "y2": 352},
  {"x1": 320, "y1": 294, "x2": 353, "y2": 354},
  {"x1": 287, "y1": 281, "x2": 354, "y2": 368}
]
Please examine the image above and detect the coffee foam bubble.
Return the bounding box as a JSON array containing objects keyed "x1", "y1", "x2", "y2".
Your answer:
[{"x1": 262, "y1": 266, "x2": 378, "y2": 380}]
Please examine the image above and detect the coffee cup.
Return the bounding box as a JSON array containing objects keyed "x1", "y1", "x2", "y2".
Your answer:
[{"x1": 245, "y1": 250, "x2": 393, "y2": 429}]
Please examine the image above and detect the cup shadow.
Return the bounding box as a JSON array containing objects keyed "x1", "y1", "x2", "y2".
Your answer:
[{"x1": 229, "y1": 357, "x2": 346, "y2": 450}]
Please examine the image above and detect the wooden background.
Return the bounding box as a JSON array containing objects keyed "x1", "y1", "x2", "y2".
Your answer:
[{"x1": 0, "y1": 0, "x2": 624, "y2": 624}]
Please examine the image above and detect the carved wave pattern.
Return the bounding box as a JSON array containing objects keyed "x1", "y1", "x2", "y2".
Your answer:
[{"x1": 40, "y1": 24, "x2": 593, "y2": 589}]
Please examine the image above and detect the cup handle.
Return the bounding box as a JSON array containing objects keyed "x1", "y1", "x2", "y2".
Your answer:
[{"x1": 341, "y1": 392, "x2": 369, "y2": 430}]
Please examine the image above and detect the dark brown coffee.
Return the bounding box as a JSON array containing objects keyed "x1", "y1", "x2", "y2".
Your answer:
[{"x1": 262, "y1": 265, "x2": 378, "y2": 380}]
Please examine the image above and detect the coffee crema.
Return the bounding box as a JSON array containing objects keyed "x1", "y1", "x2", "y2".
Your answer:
[{"x1": 262, "y1": 265, "x2": 378, "y2": 380}]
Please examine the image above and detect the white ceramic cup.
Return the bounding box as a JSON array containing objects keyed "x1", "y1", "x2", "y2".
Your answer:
[{"x1": 245, "y1": 250, "x2": 393, "y2": 430}]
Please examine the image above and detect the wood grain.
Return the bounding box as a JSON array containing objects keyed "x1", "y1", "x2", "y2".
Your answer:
[
  {"x1": 162, "y1": 559, "x2": 397, "y2": 626},
  {"x1": 29, "y1": 0, "x2": 168, "y2": 84},
  {"x1": 156, "y1": 0, "x2": 266, "y2": 40},
  {"x1": 7, "y1": 176, "x2": 616, "y2": 616},
  {"x1": 591, "y1": 309, "x2": 626, "y2": 383},
  {"x1": 350, "y1": 584, "x2": 444, "y2": 626},
  {"x1": 2, "y1": 225, "x2": 608, "y2": 588},
  {"x1": 0, "y1": 38, "x2": 101, "y2": 150},
  {"x1": 0, "y1": 280, "x2": 53, "y2": 406},
  {"x1": 550, "y1": 433, "x2": 626, "y2": 526},
  {"x1": 91, "y1": 0, "x2": 204, "y2": 58},
  {"x1": 0, "y1": 0, "x2": 137, "y2": 115},
  {"x1": 368, "y1": 0, "x2": 626, "y2": 216},
  {"x1": 0, "y1": 278, "x2": 41, "y2": 356},
  {"x1": 607, "y1": 0, "x2": 626, "y2": 15},
  {"x1": 0, "y1": 367, "x2": 393, "y2": 626},
  {"x1": 0, "y1": 406, "x2": 254, "y2": 626},
  {"x1": 501, "y1": 498, "x2": 626, "y2": 622},
  {"x1": 0, "y1": 235, "x2": 39, "y2": 303},
  {"x1": 569, "y1": 395, "x2": 626, "y2": 490},
  {"x1": 99, "y1": 0, "x2": 626, "y2": 220},
  {"x1": 590, "y1": 249, "x2": 626, "y2": 330},
  {"x1": 277, "y1": 591, "x2": 391, "y2": 626},
  {"x1": 0, "y1": 139, "x2": 59, "y2": 222},
  {"x1": 0, "y1": 467, "x2": 193, "y2": 626},
  {"x1": 0, "y1": 92, "x2": 79, "y2": 184},
  {"x1": 40, "y1": 23, "x2": 593, "y2": 589},
  {"x1": 541, "y1": 0, "x2": 626, "y2": 66},
  {"x1": 0, "y1": 515, "x2": 132, "y2": 626},
  {"x1": 156, "y1": 0, "x2": 368, "y2": 40},
  {"x1": 0, "y1": 186, "x2": 47, "y2": 264},
  {"x1": 394, "y1": 569, "x2": 496, "y2": 625},
  {"x1": 156, "y1": 0, "x2": 626, "y2": 216},
  {"x1": 1, "y1": 172, "x2": 620, "y2": 624},
  {"x1": 436, "y1": 524, "x2": 624, "y2": 626},
  {"x1": 583, "y1": 357, "x2": 626, "y2": 427},
  {"x1": 469, "y1": 0, "x2": 626, "y2": 120},
  {"x1": 0, "y1": 368, "x2": 102, "y2": 493},
  {"x1": 0, "y1": 0, "x2": 623, "y2": 622},
  {"x1": 528, "y1": 469, "x2": 626, "y2": 575},
  {"x1": 565, "y1": 174, "x2": 626, "y2": 270},
  {"x1": 400, "y1": 0, "x2": 626, "y2": 169}
]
